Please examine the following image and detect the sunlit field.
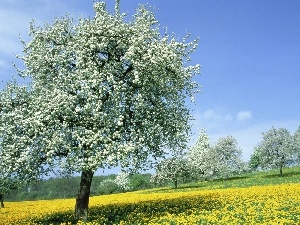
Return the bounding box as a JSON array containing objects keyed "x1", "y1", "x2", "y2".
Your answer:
[{"x1": 1, "y1": 167, "x2": 300, "y2": 225}]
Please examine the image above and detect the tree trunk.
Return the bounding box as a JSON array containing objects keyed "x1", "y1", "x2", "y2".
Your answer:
[
  {"x1": 75, "y1": 170, "x2": 94, "y2": 221},
  {"x1": 174, "y1": 179, "x2": 178, "y2": 189},
  {"x1": 279, "y1": 166, "x2": 283, "y2": 176},
  {"x1": 0, "y1": 194, "x2": 4, "y2": 208}
]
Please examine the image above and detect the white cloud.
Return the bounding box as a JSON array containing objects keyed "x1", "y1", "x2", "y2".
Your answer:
[
  {"x1": 192, "y1": 109, "x2": 233, "y2": 135},
  {"x1": 236, "y1": 110, "x2": 252, "y2": 121},
  {"x1": 198, "y1": 108, "x2": 233, "y2": 122}
]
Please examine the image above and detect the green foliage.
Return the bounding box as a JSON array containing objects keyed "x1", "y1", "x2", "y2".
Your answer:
[
  {"x1": 5, "y1": 174, "x2": 153, "y2": 201},
  {"x1": 129, "y1": 173, "x2": 153, "y2": 191},
  {"x1": 6, "y1": 177, "x2": 80, "y2": 201},
  {"x1": 249, "y1": 146, "x2": 261, "y2": 171},
  {"x1": 98, "y1": 179, "x2": 119, "y2": 195}
]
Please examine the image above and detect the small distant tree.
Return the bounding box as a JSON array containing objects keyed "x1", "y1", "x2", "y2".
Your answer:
[
  {"x1": 248, "y1": 146, "x2": 261, "y2": 171},
  {"x1": 257, "y1": 127, "x2": 293, "y2": 176},
  {"x1": 211, "y1": 135, "x2": 243, "y2": 179},
  {"x1": 98, "y1": 179, "x2": 119, "y2": 195},
  {"x1": 130, "y1": 173, "x2": 151, "y2": 190},
  {"x1": 187, "y1": 129, "x2": 211, "y2": 180},
  {"x1": 0, "y1": 0, "x2": 199, "y2": 221},
  {"x1": 151, "y1": 157, "x2": 189, "y2": 189},
  {"x1": 293, "y1": 126, "x2": 300, "y2": 165},
  {"x1": 114, "y1": 171, "x2": 130, "y2": 192}
]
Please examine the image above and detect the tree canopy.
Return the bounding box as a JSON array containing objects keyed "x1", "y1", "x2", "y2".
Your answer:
[
  {"x1": 151, "y1": 157, "x2": 189, "y2": 189},
  {"x1": 0, "y1": 1, "x2": 199, "y2": 221},
  {"x1": 293, "y1": 126, "x2": 300, "y2": 164},
  {"x1": 187, "y1": 129, "x2": 211, "y2": 179},
  {"x1": 188, "y1": 132, "x2": 243, "y2": 180},
  {"x1": 256, "y1": 127, "x2": 293, "y2": 176}
]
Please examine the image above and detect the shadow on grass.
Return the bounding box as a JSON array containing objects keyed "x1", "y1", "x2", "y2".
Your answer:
[
  {"x1": 29, "y1": 193, "x2": 222, "y2": 225},
  {"x1": 263, "y1": 170, "x2": 300, "y2": 178},
  {"x1": 147, "y1": 176, "x2": 250, "y2": 193},
  {"x1": 214, "y1": 176, "x2": 249, "y2": 182},
  {"x1": 147, "y1": 184, "x2": 207, "y2": 193},
  {"x1": 174, "y1": 184, "x2": 207, "y2": 190}
]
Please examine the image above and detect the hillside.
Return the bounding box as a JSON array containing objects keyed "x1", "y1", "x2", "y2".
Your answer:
[
  {"x1": 5, "y1": 173, "x2": 154, "y2": 202},
  {"x1": 1, "y1": 167, "x2": 300, "y2": 224}
]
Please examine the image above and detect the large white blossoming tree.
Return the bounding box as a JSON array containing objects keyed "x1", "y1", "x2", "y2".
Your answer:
[
  {"x1": 151, "y1": 157, "x2": 189, "y2": 189},
  {"x1": 0, "y1": 1, "x2": 199, "y2": 221},
  {"x1": 213, "y1": 135, "x2": 243, "y2": 178},
  {"x1": 257, "y1": 127, "x2": 294, "y2": 176},
  {"x1": 188, "y1": 132, "x2": 243, "y2": 180}
]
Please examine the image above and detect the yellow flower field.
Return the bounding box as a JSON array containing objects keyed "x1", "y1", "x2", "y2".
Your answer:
[{"x1": 1, "y1": 183, "x2": 300, "y2": 224}]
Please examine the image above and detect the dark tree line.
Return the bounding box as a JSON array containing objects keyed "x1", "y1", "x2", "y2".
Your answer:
[{"x1": 4, "y1": 173, "x2": 153, "y2": 202}]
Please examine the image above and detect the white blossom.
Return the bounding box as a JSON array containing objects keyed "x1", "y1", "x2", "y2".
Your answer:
[
  {"x1": 187, "y1": 130, "x2": 243, "y2": 180},
  {"x1": 256, "y1": 127, "x2": 294, "y2": 175},
  {"x1": 0, "y1": 1, "x2": 199, "y2": 209},
  {"x1": 114, "y1": 171, "x2": 130, "y2": 192},
  {"x1": 151, "y1": 157, "x2": 189, "y2": 189}
]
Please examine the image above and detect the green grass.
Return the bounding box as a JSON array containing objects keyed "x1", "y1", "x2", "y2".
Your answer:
[
  {"x1": 147, "y1": 166, "x2": 300, "y2": 193},
  {"x1": 11, "y1": 166, "x2": 300, "y2": 225}
]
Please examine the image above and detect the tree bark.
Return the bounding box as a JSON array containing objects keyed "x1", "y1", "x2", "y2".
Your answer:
[
  {"x1": 75, "y1": 170, "x2": 94, "y2": 221},
  {"x1": 279, "y1": 166, "x2": 283, "y2": 176},
  {"x1": 0, "y1": 194, "x2": 4, "y2": 208}
]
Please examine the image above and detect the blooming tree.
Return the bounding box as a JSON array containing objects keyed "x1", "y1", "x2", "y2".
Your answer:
[
  {"x1": 248, "y1": 146, "x2": 261, "y2": 171},
  {"x1": 98, "y1": 179, "x2": 119, "y2": 195},
  {"x1": 0, "y1": 1, "x2": 199, "y2": 221},
  {"x1": 151, "y1": 157, "x2": 189, "y2": 189},
  {"x1": 257, "y1": 127, "x2": 293, "y2": 176},
  {"x1": 293, "y1": 125, "x2": 300, "y2": 165},
  {"x1": 114, "y1": 171, "x2": 130, "y2": 192},
  {"x1": 188, "y1": 133, "x2": 243, "y2": 180},
  {"x1": 0, "y1": 81, "x2": 36, "y2": 208},
  {"x1": 187, "y1": 129, "x2": 211, "y2": 179},
  {"x1": 0, "y1": 147, "x2": 24, "y2": 208},
  {"x1": 0, "y1": 168, "x2": 15, "y2": 208},
  {"x1": 213, "y1": 135, "x2": 243, "y2": 178}
]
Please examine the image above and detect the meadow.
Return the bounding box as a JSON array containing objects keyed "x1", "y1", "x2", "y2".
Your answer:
[{"x1": 1, "y1": 167, "x2": 300, "y2": 225}]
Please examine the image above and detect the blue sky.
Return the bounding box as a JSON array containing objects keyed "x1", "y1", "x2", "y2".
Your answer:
[{"x1": 1, "y1": 0, "x2": 300, "y2": 165}]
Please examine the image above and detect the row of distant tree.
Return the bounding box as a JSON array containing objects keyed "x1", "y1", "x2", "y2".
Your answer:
[
  {"x1": 3, "y1": 125, "x2": 300, "y2": 204},
  {"x1": 5, "y1": 173, "x2": 153, "y2": 202},
  {"x1": 151, "y1": 126, "x2": 300, "y2": 188},
  {"x1": 2, "y1": 125, "x2": 300, "y2": 206},
  {"x1": 151, "y1": 130, "x2": 244, "y2": 189}
]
